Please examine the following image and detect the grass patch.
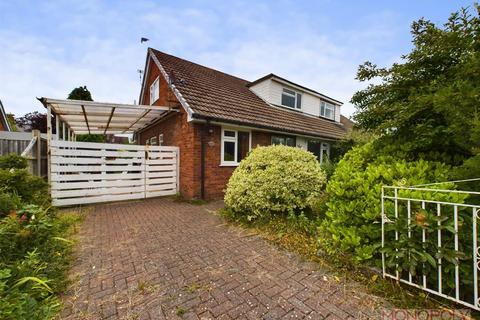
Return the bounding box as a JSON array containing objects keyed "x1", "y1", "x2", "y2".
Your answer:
[
  {"x1": 175, "y1": 306, "x2": 186, "y2": 316},
  {"x1": 173, "y1": 193, "x2": 208, "y2": 205},
  {"x1": 185, "y1": 281, "x2": 210, "y2": 294},
  {"x1": 218, "y1": 207, "x2": 472, "y2": 313}
]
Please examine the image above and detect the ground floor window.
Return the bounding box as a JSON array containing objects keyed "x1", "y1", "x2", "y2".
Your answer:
[
  {"x1": 271, "y1": 135, "x2": 296, "y2": 147},
  {"x1": 307, "y1": 140, "x2": 330, "y2": 163},
  {"x1": 221, "y1": 128, "x2": 251, "y2": 165},
  {"x1": 159, "y1": 133, "x2": 164, "y2": 146}
]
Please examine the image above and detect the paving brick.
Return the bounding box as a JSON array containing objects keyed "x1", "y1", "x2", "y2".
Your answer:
[{"x1": 61, "y1": 198, "x2": 389, "y2": 319}]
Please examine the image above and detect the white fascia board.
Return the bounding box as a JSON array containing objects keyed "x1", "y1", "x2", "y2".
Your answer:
[
  {"x1": 138, "y1": 56, "x2": 150, "y2": 105},
  {"x1": 0, "y1": 101, "x2": 11, "y2": 131},
  {"x1": 149, "y1": 49, "x2": 195, "y2": 122},
  {"x1": 271, "y1": 77, "x2": 343, "y2": 106}
]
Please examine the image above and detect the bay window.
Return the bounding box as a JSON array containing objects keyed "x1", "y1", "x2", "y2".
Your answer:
[{"x1": 221, "y1": 128, "x2": 251, "y2": 165}]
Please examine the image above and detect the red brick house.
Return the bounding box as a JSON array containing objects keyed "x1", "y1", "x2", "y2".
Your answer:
[{"x1": 136, "y1": 48, "x2": 348, "y2": 200}]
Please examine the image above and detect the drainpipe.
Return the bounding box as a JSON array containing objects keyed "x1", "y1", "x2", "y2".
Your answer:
[{"x1": 200, "y1": 120, "x2": 209, "y2": 200}]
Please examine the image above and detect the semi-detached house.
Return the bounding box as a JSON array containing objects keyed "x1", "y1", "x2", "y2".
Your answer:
[{"x1": 136, "y1": 48, "x2": 350, "y2": 200}]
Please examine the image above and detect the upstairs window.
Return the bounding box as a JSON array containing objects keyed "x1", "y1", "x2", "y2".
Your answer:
[
  {"x1": 221, "y1": 128, "x2": 250, "y2": 165},
  {"x1": 271, "y1": 135, "x2": 296, "y2": 147},
  {"x1": 281, "y1": 88, "x2": 302, "y2": 109},
  {"x1": 320, "y1": 101, "x2": 335, "y2": 120},
  {"x1": 150, "y1": 77, "x2": 160, "y2": 105}
]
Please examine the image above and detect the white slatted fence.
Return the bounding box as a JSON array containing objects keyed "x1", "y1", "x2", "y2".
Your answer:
[
  {"x1": 145, "y1": 145, "x2": 179, "y2": 198},
  {"x1": 50, "y1": 140, "x2": 179, "y2": 206}
]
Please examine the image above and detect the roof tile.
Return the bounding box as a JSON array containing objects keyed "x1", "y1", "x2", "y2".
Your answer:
[{"x1": 151, "y1": 48, "x2": 347, "y2": 139}]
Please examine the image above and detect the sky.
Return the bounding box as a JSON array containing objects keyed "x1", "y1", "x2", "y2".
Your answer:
[{"x1": 0, "y1": 0, "x2": 474, "y2": 118}]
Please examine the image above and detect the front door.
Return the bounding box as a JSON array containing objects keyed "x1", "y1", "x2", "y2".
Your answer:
[{"x1": 307, "y1": 140, "x2": 330, "y2": 163}]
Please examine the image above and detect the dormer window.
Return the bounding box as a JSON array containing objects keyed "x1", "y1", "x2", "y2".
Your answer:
[
  {"x1": 281, "y1": 88, "x2": 302, "y2": 109},
  {"x1": 150, "y1": 77, "x2": 160, "y2": 105},
  {"x1": 320, "y1": 101, "x2": 335, "y2": 120}
]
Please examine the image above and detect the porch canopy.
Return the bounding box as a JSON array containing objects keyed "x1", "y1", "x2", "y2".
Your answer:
[{"x1": 39, "y1": 98, "x2": 176, "y2": 136}]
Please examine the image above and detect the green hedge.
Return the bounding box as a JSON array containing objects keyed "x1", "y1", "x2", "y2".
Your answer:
[{"x1": 321, "y1": 143, "x2": 453, "y2": 262}]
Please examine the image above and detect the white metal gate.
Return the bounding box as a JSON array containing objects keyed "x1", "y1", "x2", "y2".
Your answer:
[
  {"x1": 50, "y1": 140, "x2": 179, "y2": 206},
  {"x1": 381, "y1": 183, "x2": 480, "y2": 311}
]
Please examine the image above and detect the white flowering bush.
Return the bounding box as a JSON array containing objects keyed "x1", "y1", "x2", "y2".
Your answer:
[{"x1": 224, "y1": 145, "x2": 326, "y2": 220}]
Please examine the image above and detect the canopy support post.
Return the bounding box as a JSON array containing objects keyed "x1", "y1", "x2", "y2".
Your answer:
[
  {"x1": 46, "y1": 106, "x2": 52, "y2": 184},
  {"x1": 104, "y1": 107, "x2": 116, "y2": 135},
  {"x1": 81, "y1": 105, "x2": 91, "y2": 134}
]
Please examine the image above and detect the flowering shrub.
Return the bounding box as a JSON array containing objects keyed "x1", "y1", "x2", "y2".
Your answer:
[
  {"x1": 321, "y1": 142, "x2": 454, "y2": 262},
  {"x1": 0, "y1": 154, "x2": 80, "y2": 319},
  {"x1": 224, "y1": 145, "x2": 326, "y2": 220}
]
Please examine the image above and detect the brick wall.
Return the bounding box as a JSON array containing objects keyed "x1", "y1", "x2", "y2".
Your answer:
[
  {"x1": 201, "y1": 126, "x2": 274, "y2": 199},
  {"x1": 137, "y1": 56, "x2": 277, "y2": 200},
  {"x1": 138, "y1": 58, "x2": 202, "y2": 199}
]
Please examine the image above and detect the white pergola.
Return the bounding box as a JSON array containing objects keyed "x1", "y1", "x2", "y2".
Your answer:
[{"x1": 40, "y1": 98, "x2": 177, "y2": 140}]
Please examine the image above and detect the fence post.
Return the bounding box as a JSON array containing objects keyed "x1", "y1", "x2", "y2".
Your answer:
[{"x1": 33, "y1": 130, "x2": 41, "y2": 176}]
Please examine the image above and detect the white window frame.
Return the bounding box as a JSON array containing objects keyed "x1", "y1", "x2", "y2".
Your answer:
[
  {"x1": 320, "y1": 101, "x2": 335, "y2": 120},
  {"x1": 150, "y1": 136, "x2": 158, "y2": 146},
  {"x1": 149, "y1": 77, "x2": 160, "y2": 105},
  {"x1": 220, "y1": 127, "x2": 252, "y2": 166},
  {"x1": 281, "y1": 88, "x2": 302, "y2": 110},
  {"x1": 158, "y1": 133, "x2": 164, "y2": 146},
  {"x1": 320, "y1": 142, "x2": 330, "y2": 164}
]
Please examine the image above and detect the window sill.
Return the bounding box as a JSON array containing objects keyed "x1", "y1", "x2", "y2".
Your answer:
[
  {"x1": 220, "y1": 162, "x2": 239, "y2": 167},
  {"x1": 319, "y1": 115, "x2": 335, "y2": 121}
]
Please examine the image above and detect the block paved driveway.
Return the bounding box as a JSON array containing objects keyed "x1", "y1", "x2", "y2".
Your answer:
[{"x1": 61, "y1": 198, "x2": 389, "y2": 320}]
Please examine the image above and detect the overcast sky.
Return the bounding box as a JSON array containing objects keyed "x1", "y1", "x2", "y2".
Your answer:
[{"x1": 0, "y1": 0, "x2": 473, "y2": 117}]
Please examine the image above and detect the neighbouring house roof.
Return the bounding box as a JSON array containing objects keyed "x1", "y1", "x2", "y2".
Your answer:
[
  {"x1": 149, "y1": 48, "x2": 348, "y2": 140},
  {"x1": 340, "y1": 115, "x2": 355, "y2": 132},
  {"x1": 0, "y1": 100, "x2": 12, "y2": 131}
]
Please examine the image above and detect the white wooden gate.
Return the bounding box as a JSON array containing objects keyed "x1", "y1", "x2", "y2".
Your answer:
[{"x1": 50, "y1": 140, "x2": 179, "y2": 206}]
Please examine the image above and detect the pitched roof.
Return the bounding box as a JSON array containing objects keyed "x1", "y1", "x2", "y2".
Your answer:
[
  {"x1": 340, "y1": 115, "x2": 355, "y2": 132},
  {"x1": 150, "y1": 48, "x2": 347, "y2": 139}
]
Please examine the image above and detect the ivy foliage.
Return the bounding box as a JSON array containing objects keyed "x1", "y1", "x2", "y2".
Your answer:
[{"x1": 225, "y1": 145, "x2": 326, "y2": 220}]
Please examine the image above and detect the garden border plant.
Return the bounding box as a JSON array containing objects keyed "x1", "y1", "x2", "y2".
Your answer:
[{"x1": 0, "y1": 154, "x2": 84, "y2": 320}]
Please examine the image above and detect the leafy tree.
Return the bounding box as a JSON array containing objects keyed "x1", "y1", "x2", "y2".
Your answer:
[
  {"x1": 6, "y1": 114, "x2": 16, "y2": 131},
  {"x1": 351, "y1": 4, "x2": 480, "y2": 164},
  {"x1": 67, "y1": 86, "x2": 105, "y2": 141},
  {"x1": 68, "y1": 86, "x2": 93, "y2": 101},
  {"x1": 15, "y1": 111, "x2": 56, "y2": 133}
]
